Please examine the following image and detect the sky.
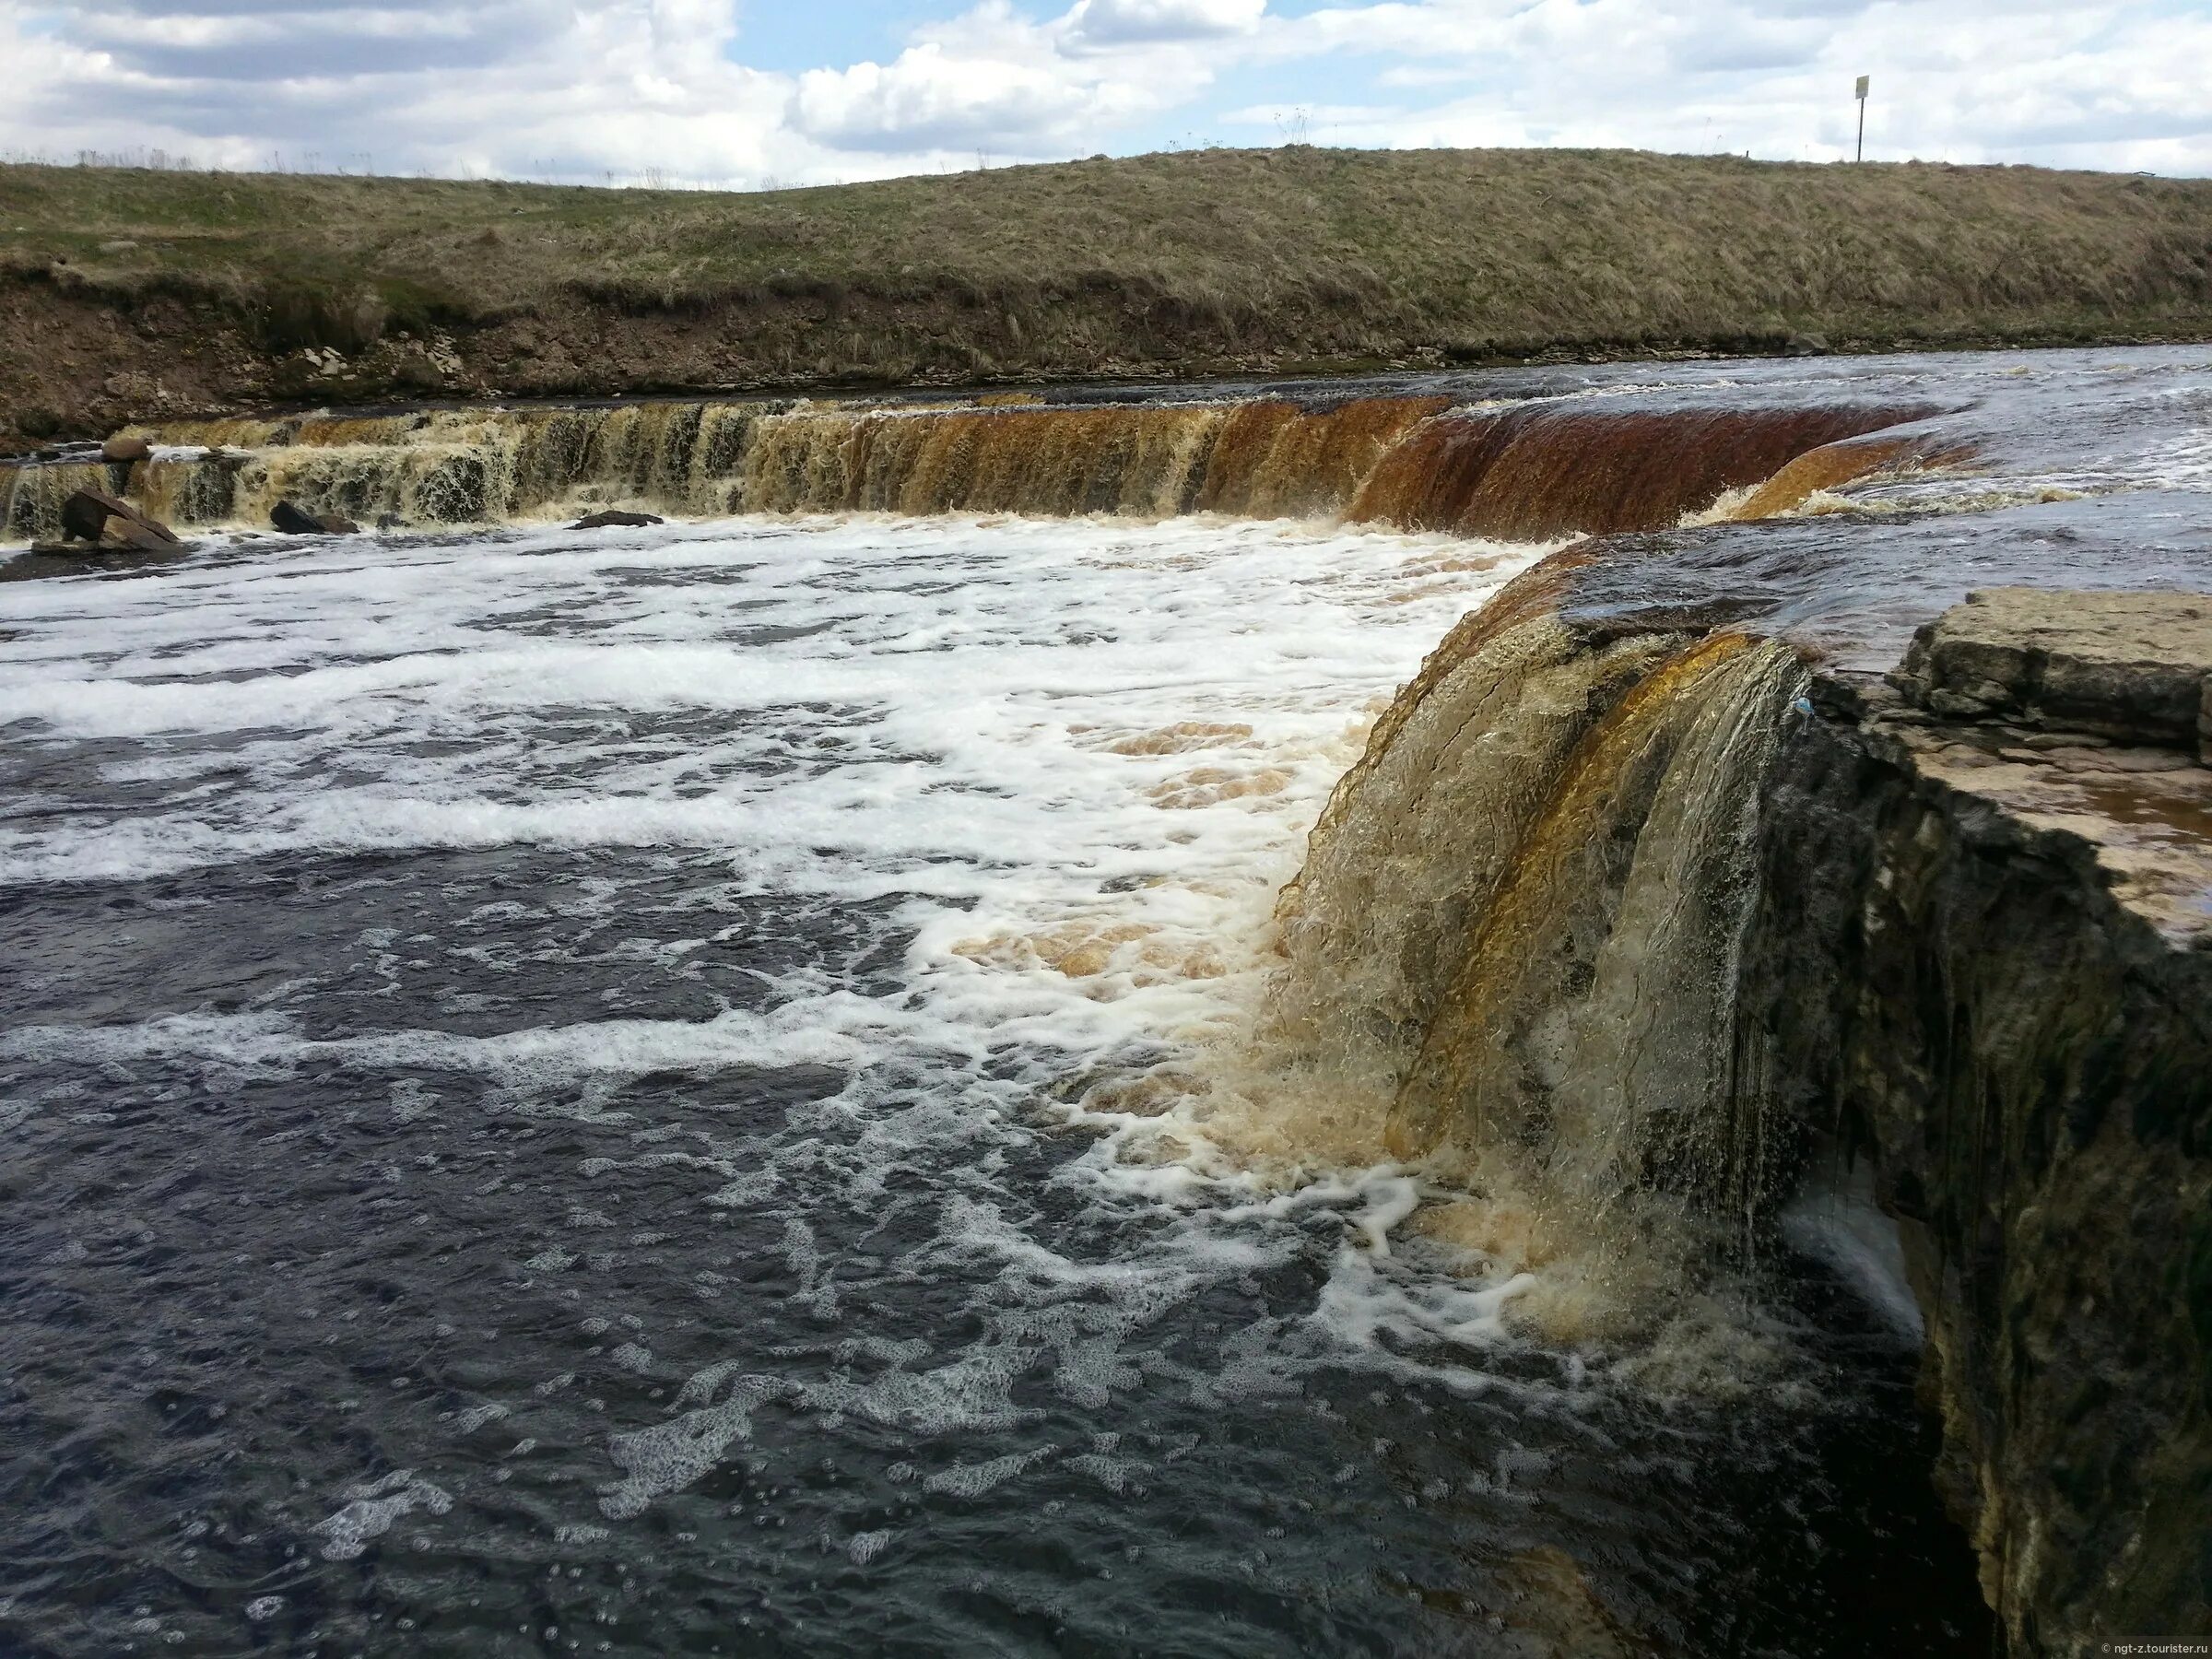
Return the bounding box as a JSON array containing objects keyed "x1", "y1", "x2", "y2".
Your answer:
[{"x1": 2, "y1": 0, "x2": 2207, "y2": 188}]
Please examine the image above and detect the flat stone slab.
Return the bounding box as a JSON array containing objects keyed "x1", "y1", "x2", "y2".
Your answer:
[
  {"x1": 1891, "y1": 586, "x2": 2212, "y2": 753},
  {"x1": 1888, "y1": 720, "x2": 2212, "y2": 947}
]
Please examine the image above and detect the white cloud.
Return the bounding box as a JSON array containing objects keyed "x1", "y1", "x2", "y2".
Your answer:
[
  {"x1": 793, "y1": 41, "x2": 1094, "y2": 152},
  {"x1": 0, "y1": 1, "x2": 817, "y2": 182},
  {"x1": 789, "y1": 1, "x2": 1228, "y2": 154},
  {"x1": 1247, "y1": 0, "x2": 2212, "y2": 170},
  {"x1": 1063, "y1": 0, "x2": 1265, "y2": 49},
  {"x1": 0, "y1": 0, "x2": 2203, "y2": 184}
]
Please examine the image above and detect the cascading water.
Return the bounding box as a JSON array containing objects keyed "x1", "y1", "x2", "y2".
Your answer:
[
  {"x1": 1, "y1": 460, "x2": 123, "y2": 541},
  {"x1": 1342, "y1": 403, "x2": 1950, "y2": 537},
  {"x1": 1382, "y1": 629, "x2": 1805, "y2": 1215},
  {"x1": 26, "y1": 345, "x2": 2194, "y2": 1658},
  {"x1": 5, "y1": 506, "x2": 2003, "y2": 1658},
  {"x1": 1148, "y1": 573, "x2": 1816, "y2": 1360},
  {"x1": 2, "y1": 382, "x2": 1949, "y2": 545}
]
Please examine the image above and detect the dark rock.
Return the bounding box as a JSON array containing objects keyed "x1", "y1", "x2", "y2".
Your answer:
[
  {"x1": 571, "y1": 509, "x2": 665, "y2": 529},
  {"x1": 97, "y1": 516, "x2": 185, "y2": 553},
  {"x1": 391, "y1": 349, "x2": 445, "y2": 393},
  {"x1": 59, "y1": 489, "x2": 112, "y2": 542},
  {"x1": 270, "y1": 500, "x2": 359, "y2": 535},
  {"x1": 100, "y1": 434, "x2": 151, "y2": 464},
  {"x1": 1746, "y1": 592, "x2": 2212, "y2": 1655},
  {"x1": 59, "y1": 488, "x2": 179, "y2": 547},
  {"x1": 29, "y1": 525, "x2": 194, "y2": 558}
]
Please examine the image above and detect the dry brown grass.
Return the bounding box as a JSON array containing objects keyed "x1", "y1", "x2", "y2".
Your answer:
[{"x1": 2, "y1": 147, "x2": 2209, "y2": 439}]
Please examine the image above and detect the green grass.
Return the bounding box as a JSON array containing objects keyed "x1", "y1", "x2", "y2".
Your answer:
[{"x1": 3, "y1": 147, "x2": 2210, "y2": 430}]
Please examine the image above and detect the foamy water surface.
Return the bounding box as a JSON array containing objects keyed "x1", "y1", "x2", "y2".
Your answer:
[{"x1": 0, "y1": 514, "x2": 1981, "y2": 1655}]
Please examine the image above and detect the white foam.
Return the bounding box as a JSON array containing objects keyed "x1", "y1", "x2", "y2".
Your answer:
[
  {"x1": 312, "y1": 1470, "x2": 453, "y2": 1560},
  {"x1": 920, "y1": 1447, "x2": 1056, "y2": 1497},
  {"x1": 599, "y1": 1374, "x2": 792, "y2": 1521},
  {"x1": 846, "y1": 1528, "x2": 893, "y2": 1566},
  {"x1": 0, "y1": 516, "x2": 1537, "y2": 900},
  {"x1": 2, "y1": 512, "x2": 1580, "y2": 1541},
  {"x1": 0, "y1": 997, "x2": 968, "y2": 1080}
]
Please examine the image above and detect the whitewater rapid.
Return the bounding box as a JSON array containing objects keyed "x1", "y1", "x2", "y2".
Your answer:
[
  {"x1": 0, "y1": 510, "x2": 1988, "y2": 1656},
  {"x1": 0, "y1": 514, "x2": 1536, "y2": 1076}
]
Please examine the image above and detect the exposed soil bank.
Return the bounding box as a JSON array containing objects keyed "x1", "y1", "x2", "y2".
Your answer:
[{"x1": 6, "y1": 146, "x2": 2212, "y2": 448}]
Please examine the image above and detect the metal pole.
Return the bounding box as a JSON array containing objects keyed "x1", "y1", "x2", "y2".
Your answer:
[{"x1": 1854, "y1": 75, "x2": 1869, "y2": 161}]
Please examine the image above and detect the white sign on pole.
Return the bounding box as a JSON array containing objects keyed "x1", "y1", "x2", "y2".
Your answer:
[{"x1": 1855, "y1": 75, "x2": 1870, "y2": 100}]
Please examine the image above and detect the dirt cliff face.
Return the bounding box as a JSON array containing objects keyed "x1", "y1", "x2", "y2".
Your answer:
[
  {"x1": 1746, "y1": 592, "x2": 2212, "y2": 1655},
  {"x1": 11, "y1": 147, "x2": 2212, "y2": 452}
]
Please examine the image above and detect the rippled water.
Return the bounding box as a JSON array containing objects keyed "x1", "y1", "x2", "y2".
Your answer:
[{"x1": 2, "y1": 513, "x2": 1987, "y2": 1655}]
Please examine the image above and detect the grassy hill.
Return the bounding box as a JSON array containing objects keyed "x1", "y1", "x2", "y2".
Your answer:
[{"x1": 4, "y1": 147, "x2": 2210, "y2": 445}]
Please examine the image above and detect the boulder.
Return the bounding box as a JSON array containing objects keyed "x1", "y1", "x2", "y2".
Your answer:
[
  {"x1": 270, "y1": 500, "x2": 359, "y2": 535},
  {"x1": 571, "y1": 509, "x2": 665, "y2": 529},
  {"x1": 1783, "y1": 331, "x2": 1830, "y2": 357},
  {"x1": 100, "y1": 434, "x2": 151, "y2": 464},
  {"x1": 59, "y1": 489, "x2": 112, "y2": 542},
  {"x1": 59, "y1": 488, "x2": 179, "y2": 547},
  {"x1": 97, "y1": 516, "x2": 184, "y2": 553}
]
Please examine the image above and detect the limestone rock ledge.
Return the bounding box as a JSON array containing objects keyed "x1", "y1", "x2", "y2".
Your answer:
[
  {"x1": 1891, "y1": 585, "x2": 2212, "y2": 759},
  {"x1": 1747, "y1": 589, "x2": 2212, "y2": 1657}
]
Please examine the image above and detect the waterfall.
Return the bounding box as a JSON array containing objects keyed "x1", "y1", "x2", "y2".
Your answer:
[
  {"x1": 1193, "y1": 396, "x2": 1450, "y2": 518},
  {"x1": 4, "y1": 461, "x2": 123, "y2": 541},
  {"x1": 1253, "y1": 554, "x2": 1811, "y2": 1317},
  {"x1": 3, "y1": 383, "x2": 1929, "y2": 1292},
  {"x1": 1343, "y1": 403, "x2": 1947, "y2": 537},
  {"x1": 1384, "y1": 632, "x2": 1806, "y2": 1227},
  {"x1": 3, "y1": 391, "x2": 1949, "y2": 543},
  {"x1": 0, "y1": 383, "x2": 1891, "y2": 1268},
  {"x1": 737, "y1": 404, "x2": 1230, "y2": 516}
]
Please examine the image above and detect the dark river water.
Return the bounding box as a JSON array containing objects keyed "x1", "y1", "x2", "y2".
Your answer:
[{"x1": 12, "y1": 341, "x2": 2209, "y2": 1657}]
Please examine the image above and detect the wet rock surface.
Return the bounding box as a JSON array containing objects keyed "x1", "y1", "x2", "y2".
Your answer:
[
  {"x1": 91, "y1": 514, "x2": 184, "y2": 553},
  {"x1": 58, "y1": 486, "x2": 177, "y2": 547},
  {"x1": 1892, "y1": 586, "x2": 2212, "y2": 754},
  {"x1": 1748, "y1": 589, "x2": 2212, "y2": 1656},
  {"x1": 38, "y1": 487, "x2": 187, "y2": 556},
  {"x1": 269, "y1": 498, "x2": 359, "y2": 535}
]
